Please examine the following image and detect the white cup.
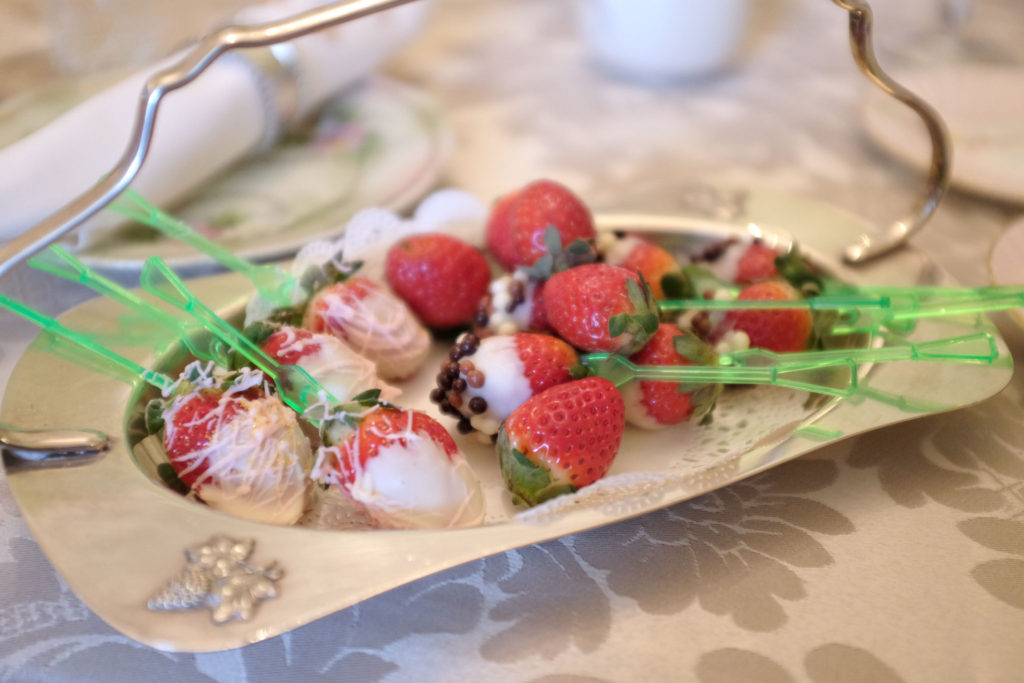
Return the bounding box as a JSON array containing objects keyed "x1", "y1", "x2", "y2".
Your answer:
[{"x1": 578, "y1": 0, "x2": 751, "y2": 83}]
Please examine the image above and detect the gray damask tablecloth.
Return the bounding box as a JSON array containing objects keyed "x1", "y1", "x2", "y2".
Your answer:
[{"x1": 2, "y1": 0, "x2": 1023, "y2": 681}]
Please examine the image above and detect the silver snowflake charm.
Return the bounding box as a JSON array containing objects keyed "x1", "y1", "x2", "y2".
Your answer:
[{"x1": 148, "y1": 535, "x2": 284, "y2": 624}]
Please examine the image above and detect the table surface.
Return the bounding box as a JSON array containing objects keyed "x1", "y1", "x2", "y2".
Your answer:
[{"x1": 2, "y1": 1, "x2": 1023, "y2": 681}]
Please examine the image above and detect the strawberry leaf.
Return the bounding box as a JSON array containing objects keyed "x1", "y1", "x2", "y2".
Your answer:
[
  {"x1": 673, "y1": 331, "x2": 716, "y2": 365},
  {"x1": 157, "y1": 463, "x2": 191, "y2": 495},
  {"x1": 608, "y1": 313, "x2": 629, "y2": 339},
  {"x1": 660, "y1": 271, "x2": 694, "y2": 300},
  {"x1": 144, "y1": 398, "x2": 166, "y2": 435},
  {"x1": 775, "y1": 244, "x2": 823, "y2": 293},
  {"x1": 568, "y1": 363, "x2": 591, "y2": 380}
]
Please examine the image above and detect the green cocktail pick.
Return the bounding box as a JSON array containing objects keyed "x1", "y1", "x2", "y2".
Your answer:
[
  {"x1": 0, "y1": 292, "x2": 176, "y2": 392},
  {"x1": 581, "y1": 352, "x2": 858, "y2": 397},
  {"x1": 138, "y1": 257, "x2": 337, "y2": 420},
  {"x1": 28, "y1": 245, "x2": 230, "y2": 365},
  {"x1": 722, "y1": 331, "x2": 999, "y2": 367},
  {"x1": 112, "y1": 189, "x2": 301, "y2": 307}
]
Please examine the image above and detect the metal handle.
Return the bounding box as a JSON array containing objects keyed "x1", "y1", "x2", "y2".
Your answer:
[
  {"x1": 832, "y1": 0, "x2": 951, "y2": 265},
  {"x1": 0, "y1": 0, "x2": 949, "y2": 276},
  {"x1": 0, "y1": 0, "x2": 420, "y2": 279}
]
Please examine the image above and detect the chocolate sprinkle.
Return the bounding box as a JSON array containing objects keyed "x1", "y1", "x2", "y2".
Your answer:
[{"x1": 468, "y1": 396, "x2": 487, "y2": 414}]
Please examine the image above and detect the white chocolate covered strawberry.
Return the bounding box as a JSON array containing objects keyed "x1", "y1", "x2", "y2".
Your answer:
[
  {"x1": 161, "y1": 364, "x2": 313, "y2": 525},
  {"x1": 303, "y1": 276, "x2": 430, "y2": 380},
  {"x1": 312, "y1": 407, "x2": 485, "y2": 529},
  {"x1": 260, "y1": 325, "x2": 399, "y2": 403},
  {"x1": 431, "y1": 332, "x2": 580, "y2": 437}
]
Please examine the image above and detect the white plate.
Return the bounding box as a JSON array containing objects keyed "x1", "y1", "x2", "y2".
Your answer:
[
  {"x1": 860, "y1": 63, "x2": 1024, "y2": 205},
  {"x1": 62, "y1": 76, "x2": 450, "y2": 271},
  {"x1": 0, "y1": 189, "x2": 1013, "y2": 652},
  {"x1": 989, "y1": 215, "x2": 1024, "y2": 326}
]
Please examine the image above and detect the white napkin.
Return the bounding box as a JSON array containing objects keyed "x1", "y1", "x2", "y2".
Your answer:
[{"x1": 0, "y1": 0, "x2": 430, "y2": 248}]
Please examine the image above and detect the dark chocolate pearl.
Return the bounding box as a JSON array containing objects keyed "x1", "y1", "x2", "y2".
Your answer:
[
  {"x1": 438, "y1": 399, "x2": 458, "y2": 416},
  {"x1": 468, "y1": 396, "x2": 488, "y2": 414},
  {"x1": 444, "y1": 362, "x2": 461, "y2": 380},
  {"x1": 436, "y1": 372, "x2": 453, "y2": 390},
  {"x1": 449, "y1": 346, "x2": 464, "y2": 361},
  {"x1": 474, "y1": 307, "x2": 491, "y2": 328},
  {"x1": 456, "y1": 418, "x2": 474, "y2": 434},
  {"x1": 451, "y1": 377, "x2": 468, "y2": 393},
  {"x1": 447, "y1": 392, "x2": 463, "y2": 408},
  {"x1": 429, "y1": 388, "x2": 445, "y2": 403},
  {"x1": 459, "y1": 333, "x2": 480, "y2": 355}
]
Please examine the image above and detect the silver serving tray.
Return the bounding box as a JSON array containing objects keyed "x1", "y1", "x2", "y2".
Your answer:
[{"x1": 1, "y1": 196, "x2": 1013, "y2": 652}]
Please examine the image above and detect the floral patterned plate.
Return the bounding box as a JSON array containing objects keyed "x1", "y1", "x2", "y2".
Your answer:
[
  {"x1": 76, "y1": 76, "x2": 452, "y2": 271},
  {"x1": 0, "y1": 188, "x2": 1013, "y2": 652}
]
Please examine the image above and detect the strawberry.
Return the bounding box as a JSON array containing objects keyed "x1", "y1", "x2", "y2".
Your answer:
[
  {"x1": 303, "y1": 276, "x2": 430, "y2": 380},
  {"x1": 485, "y1": 192, "x2": 520, "y2": 271},
  {"x1": 604, "y1": 236, "x2": 683, "y2": 300},
  {"x1": 163, "y1": 390, "x2": 247, "y2": 487},
  {"x1": 385, "y1": 232, "x2": 492, "y2": 329},
  {"x1": 509, "y1": 180, "x2": 596, "y2": 267},
  {"x1": 543, "y1": 263, "x2": 659, "y2": 354},
  {"x1": 623, "y1": 324, "x2": 720, "y2": 429},
  {"x1": 735, "y1": 241, "x2": 779, "y2": 284},
  {"x1": 714, "y1": 280, "x2": 812, "y2": 353},
  {"x1": 432, "y1": 331, "x2": 581, "y2": 436},
  {"x1": 312, "y1": 407, "x2": 485, "y2": 528},
  {"x1": 497, "y1": 376, "x2": 625, "y2": 506},
  {"x1": 162, "y1": 378, "x2": 313, "y2": 525},
  {"x1": 261, "y1": 325, "x2": 398, "y2": 403}
]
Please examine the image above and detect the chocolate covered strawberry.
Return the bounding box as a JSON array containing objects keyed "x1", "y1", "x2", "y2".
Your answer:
[
  {"x1": 261, "y1": 326, "x2": 399, "y2": 403},
  {"x1": 303, "y1": 276, "x2": 430, "y2": 380},
  {"x1": 508, "y1": 179, "x2": 596, "y2": 267},
  {"x1": 601, "y1": 235, "x2": 684, "y2": 299},
  {"x1": 385, "y1": 232, "x2": 492, "y2": 329},
  {"x1": 431, "y1": 331, "x2": 581, "y2": 436},
  {"x1": 472, "y1": 269, "x2": 551, "y2": 336},
  {"x1": 498, "y1": 376, "x2": 625, "y2": 506},
  {"x1": 712, "y1": 280, "x2": 813, "y2": 353},
  {"x1": 312, "y1": 407, "x2": 485, "y2": 529},
  {"x1": 622, "y1": 324, "x2": 721, "y2": 429},
  {"x1": 161, "y1": 365, "x2": 312, "y2": 525},
  {"x1": 544, "y1": 263, "x2": 659, "y2": 354}
]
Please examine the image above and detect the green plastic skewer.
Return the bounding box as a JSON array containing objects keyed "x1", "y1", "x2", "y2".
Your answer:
[
  {"x1": 658, "y1": 287, "x2": 1024, "y2": 316},
  {"x1": 0, "y1": 292, "x2": 175, "y2": 392},
  {"x1": 581, "y1": 353, "x2": 858, "y2": 397},
  {"x1": 112, "y1": 189, "x2": 300, "y2": 307},
  {"x1": 722, "y1": 331, "x2": 1000, "y2": 367},
  {"x1": 27, "y1": 245, "x2": 225, "y2": 363},
  {"x1": 139, "y1": 257, "x2": 337, "y2": 419}
]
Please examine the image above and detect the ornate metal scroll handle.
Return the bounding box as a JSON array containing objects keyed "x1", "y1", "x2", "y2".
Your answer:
[
  {"x1": 0, "y1": 0, "x2": 421, "y2": 280},
  {"x1": 833, "y1": 0, "x2": 951, "y2": 265}
]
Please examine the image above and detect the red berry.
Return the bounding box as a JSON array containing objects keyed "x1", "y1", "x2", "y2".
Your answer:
[
  {"x1": 735, "y1": 242, "x2": 780, "y2": 284},
  {"x1": 626, "y1": 321, "x2": 700, "y2": 428},
  {"x1": 485, "y1": 192, "x2": 520, "y2": 271},
  {"x1": 324, "y1": 408, "x2": 460, "y2": 489},
  {"x1": 718, "y1": 281, "x2": 812, "y2": 353},
  {"x1": 611, "y1": 238, "x2": 680, "y2": 299},
  {"x1": 261, "y1": 327, "x2": 323, "y2": 366},
  {"x1": 510, "y1": 180, "x2": 596, "y2": 267},
  {"x1": 164, "y1": 391, "x2": 246, "y2": 487},
  {"x1": 385, "y1": 233, "x2": 491, "y2": 328},
  {"x1": 498, "y1": 376, "x2": 625, "y2": 506},
  {"x1": 544, "y1": 263, "x2": 658, "y2": 354},
  {"x1": 514, "y1": 333, "x2": 579, "y2": 394}
]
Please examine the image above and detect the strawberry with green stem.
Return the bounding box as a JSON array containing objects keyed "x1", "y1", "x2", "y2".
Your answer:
[
  {"x1": 544, "y1": 263, "x2": 660, "y2": 354},
  {"x1": 622, "y1": 324, "x2": 722, "y2": 429},
  {"x1": 498, "y1": 376, "x2": 625, "y2": 506}
]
